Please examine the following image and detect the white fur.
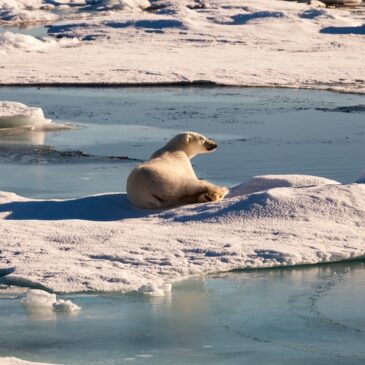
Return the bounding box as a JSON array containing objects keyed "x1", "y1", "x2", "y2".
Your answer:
[{"x1": 127, "y1": 132, "x2": 228, "y2": 209}]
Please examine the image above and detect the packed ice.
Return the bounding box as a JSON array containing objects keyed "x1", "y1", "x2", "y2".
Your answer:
[
  {"x1": 0, "y1": 0, "x2": 364, "y2": 92},
  {"x1": 1, "y1": 174, "x2": 364, "y2": 293}
]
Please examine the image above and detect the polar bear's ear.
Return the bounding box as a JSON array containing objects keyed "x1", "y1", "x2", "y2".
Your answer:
[{"x1": 184, "y1": 133, "x2": 191, "y2": 144}]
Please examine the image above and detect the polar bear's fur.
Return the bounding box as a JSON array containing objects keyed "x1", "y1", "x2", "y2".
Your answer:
[{"x1": 127, "y1": 132, "x2": 228, "y2": 209}]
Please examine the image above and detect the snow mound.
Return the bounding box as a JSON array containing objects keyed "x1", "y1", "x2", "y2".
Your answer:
[
  {"x1": 1, "y1": 174, "x2": 364, "y2": 293},
  {"x1": 0, "y1": 32, "x2": 79, "y2": 52},
  {"x1": 228, "y1": 174, "x2": 339, "y2": 197},
  {"x1": 21, "y1": 289, "x2": 81, "y2": 312}
]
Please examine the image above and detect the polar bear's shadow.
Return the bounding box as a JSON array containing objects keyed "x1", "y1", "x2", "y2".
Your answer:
[{"x1": 0, "y1": 193, "x2": 155, "y2": 221}]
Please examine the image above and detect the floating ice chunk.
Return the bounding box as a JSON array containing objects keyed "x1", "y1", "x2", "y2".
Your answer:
[
  {"x1": 138, "y1": 283, "x2": 164, "y2": 296},
  {"x1": 138, "y1": 282, "x2": 172, "y2": 296},
  {"x1": 21, "y1": 289, "x2": 57, "y2": 308},
  {"x1": 0, "y1": 101, "x2": 51, "y2": 129},
  {"x1": 53, "y1": 299, "x2": 82, "y2": 312},
  {"x1": 21, "y1": 289, "x2": 81, "y2": 312},
  {"x1": 161, "y1": 283, "x2": 172, "y2": 293}
]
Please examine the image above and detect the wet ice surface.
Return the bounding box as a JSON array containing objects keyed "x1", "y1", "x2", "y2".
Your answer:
[
  {"x1": 0, "y1": 260, "x2": 364, "y2": 365},
  {"x1": 0, "y1": 25, "x2": 48, "y2": 38},
  {"x1": 0, "y1": 87, "x2": 364, "y2": 198}
]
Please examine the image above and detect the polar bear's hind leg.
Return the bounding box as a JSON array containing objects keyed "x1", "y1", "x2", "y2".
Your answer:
[
  {"x1": 197, "y1": 186, "x2": 228, "y2": 203},
  {"x1": 143, "y1": 193, "x2": 163, "y2": 209}
]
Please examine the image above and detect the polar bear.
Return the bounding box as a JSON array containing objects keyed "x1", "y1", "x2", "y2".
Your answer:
[{"x1": 127, "y1": 132, "x2": 228, "y2": 209}]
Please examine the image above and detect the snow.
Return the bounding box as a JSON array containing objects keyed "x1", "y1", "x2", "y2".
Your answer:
[
  {"x1": 0, "y1": 0, "x2": 364, "y2": 92},
  {"x1": 0, "y1": 0, "x2": 57, "y2": 24},
  {"x1": 228, "y1": 175, "x2": 339, "y2": 197},
  {"x1": 0, "y1": 0, "x2": 150, "y2": 24},
  {"x1": 0, "y1": 32, "x2": 79, "y2": 52},
  {"x1": 0, "y1": 355, "x2": 59, "y2": 365},
  {"x1": 20, "y1": 289, "x2": 81, "y2": 312},
  {"x1": 0, "y1": 174, "x2": 364, "y2": 294},
  {"x1": 93, "y1": 0, "x2": 151, "y2": 10}
]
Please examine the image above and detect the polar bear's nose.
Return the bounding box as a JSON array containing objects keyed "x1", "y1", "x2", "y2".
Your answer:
[{"x1": 206, "y1": 140, "x2": 217, "y2": 151}]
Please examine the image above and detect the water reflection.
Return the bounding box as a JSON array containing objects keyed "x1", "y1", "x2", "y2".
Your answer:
[
  {"x1": 0, "y1": 261, "x2": 364, "y2": 364},
  {"x1": 0, "y1": 127, "x2": 46, "y2": 145}
]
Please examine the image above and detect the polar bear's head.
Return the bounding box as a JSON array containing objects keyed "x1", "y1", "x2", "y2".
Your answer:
[
  {"x1": 151, "y1": 132, "x2": 218, "y2": 159},
  {"x1": 165, "y1": 131, "x2": 218, "y2": 158}
]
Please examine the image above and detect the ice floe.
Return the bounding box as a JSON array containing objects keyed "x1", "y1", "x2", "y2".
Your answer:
[
  {"x1": 21, "y1": 289, "x2": 81, "y2": 312},
  {"x1": 0, "y1": 0, "x2": 364, "y2": 92},
  {"x1": 0, "y1": 101, "x2": 51, "y2": 128},
  {"x1": 0, "y1": 174, "x2": 364, "y2": 293}
]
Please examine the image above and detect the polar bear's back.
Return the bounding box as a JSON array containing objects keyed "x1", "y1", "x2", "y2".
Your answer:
[{"x1": 127, "y1": 152, "x2": 196, "y2": 208}]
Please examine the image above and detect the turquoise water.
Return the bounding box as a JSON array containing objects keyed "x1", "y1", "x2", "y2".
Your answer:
[
  {"x1": 0, "y1": 87, "x2": 364, "y2": 198},
  {"x1": 0, "y1": 260, "x2": 365, "y2": 365}
]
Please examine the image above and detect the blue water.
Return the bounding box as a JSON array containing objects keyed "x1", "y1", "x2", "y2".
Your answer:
[
  {"x1": 0, "y1": 260, "x2": 365, "y2": 364},
  {"x1": 0, "y1": 87, "x2": 364, "y2": 364},
  {"x1": 0, "y1": 87, "x2": 364, "y2": 198}
]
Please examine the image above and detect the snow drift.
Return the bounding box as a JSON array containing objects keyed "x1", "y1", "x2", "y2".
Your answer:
[
  {"x1": 0, "y1": 174, "x2": 364, "y2": 294},
  {"x1": 0, "y1": 32, "x2": 79, "y2": 52}
]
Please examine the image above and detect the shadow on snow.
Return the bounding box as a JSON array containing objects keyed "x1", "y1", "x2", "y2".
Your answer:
[{"x1": 0, "y1": 193, "x2": 153, "y2": 221}]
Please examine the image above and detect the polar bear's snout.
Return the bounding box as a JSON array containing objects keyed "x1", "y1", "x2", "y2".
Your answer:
[{"x1": 205, "y1": 139, "x2": 217, "y2": 151}]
